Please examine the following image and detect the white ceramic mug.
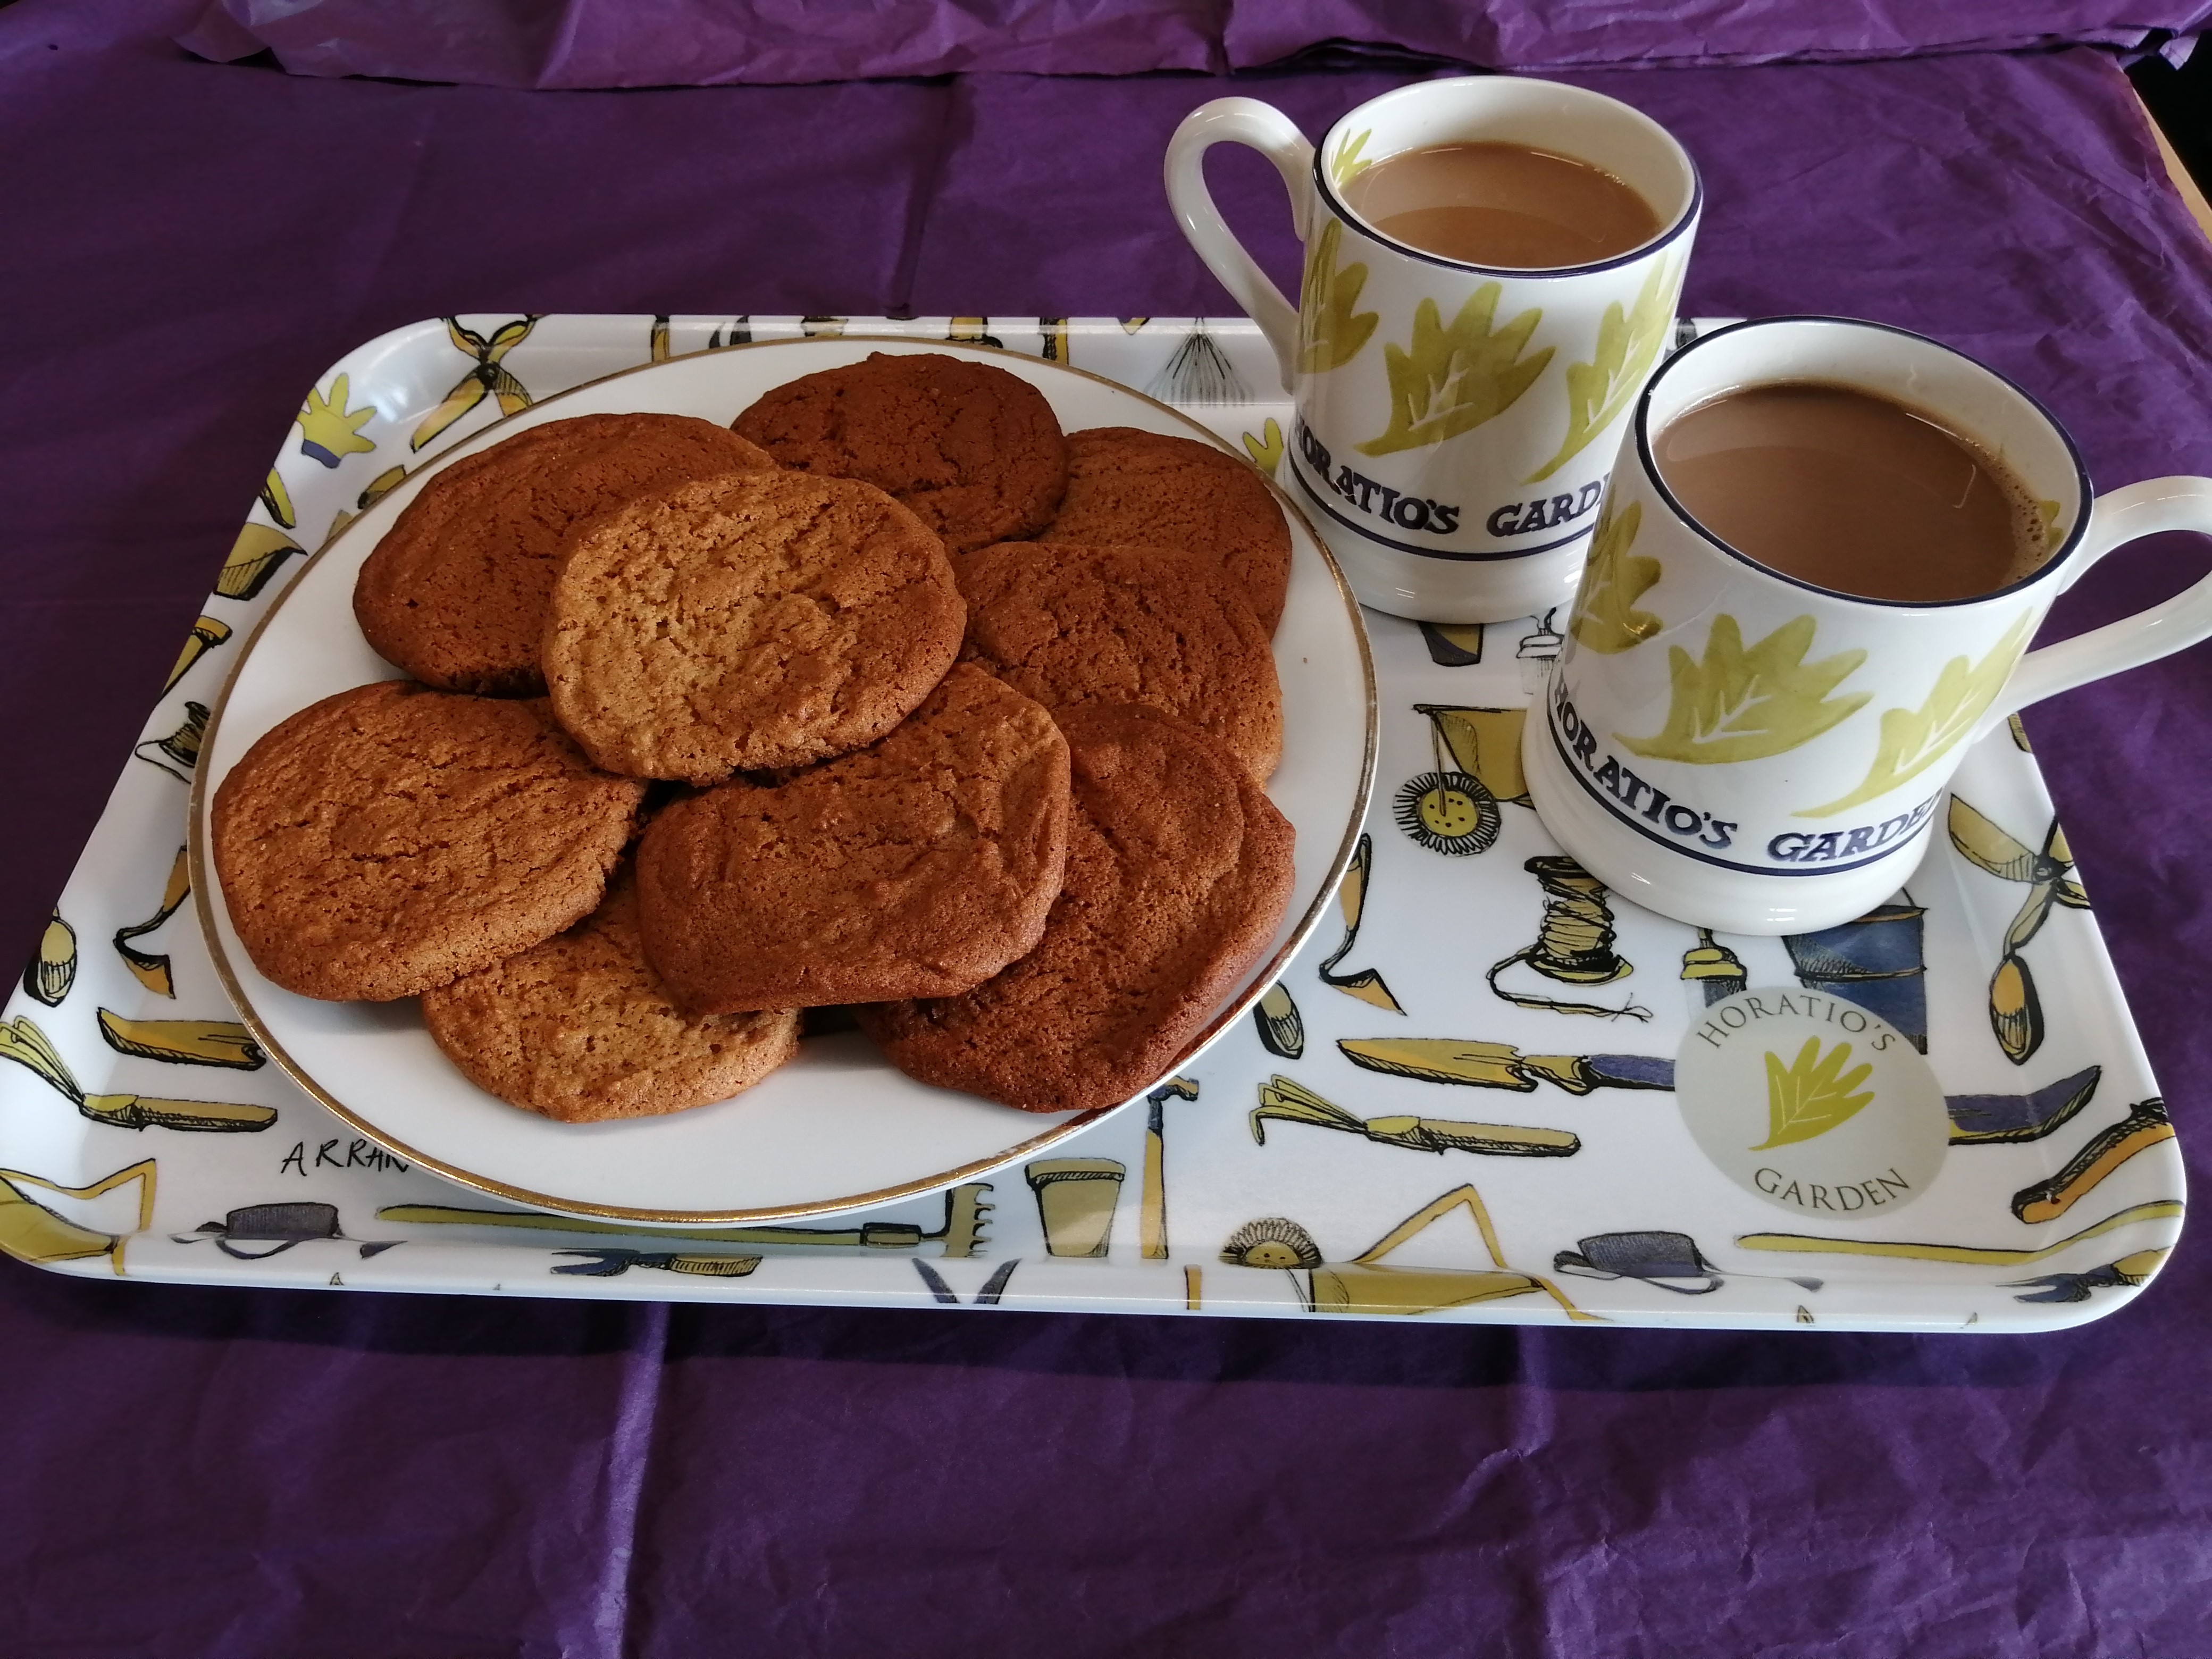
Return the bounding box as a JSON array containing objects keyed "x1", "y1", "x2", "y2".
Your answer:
[
  {"x1": 1526, "y1": 315, "x2": 2212, "y2": 934},
  {"x1": 1165, "y1": 76, "x2": 1700, "y2": 622}
]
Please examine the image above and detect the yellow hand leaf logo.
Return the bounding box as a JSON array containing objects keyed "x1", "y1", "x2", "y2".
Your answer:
[
  {"x1": 1751, "y1": 1038, "x2": 1875, "y2": 1150},
  {"x1": 1619, "y1": 615, "x2": 1869, "y2": 765},
  {"x1": 1567, "y1": 499, "x2": 1661, "y2": 654},
  {"x1": 1797, "y1": 613, "x2": 2033, "y2": 817},
  {"x1": 1297, "y1": 220, "x2": 1378, "y2": 375},
  {"x1": 1526, "y1": 257, "x2": 1678, "y2": 483},
  {"x1": 1355, "y1": 286, "x2": 1553, "y2": 457}
]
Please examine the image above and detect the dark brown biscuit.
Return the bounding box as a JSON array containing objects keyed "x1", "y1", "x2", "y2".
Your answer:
[
  {"x1": 1039, "y1": 426, "x2": 1292, "y2": 633},
  {"x1": 421, "y1": 873, "x2": 800, "y2": 1121},
  {"x1": 858, "y1": 703, "x2": 1296, "y2": 1114},
  {"x1": 732, "y1": 352, "x2": 1068, "y2": 552},
  {"x1": 353, "y1": 413, "x2": 777, "y2": 696},
  {"x1": 636, "y1": 664, "x2": 1070, "y2": 1013},
  {"x1": 954, "y1": 540, "x2": 1283, "y2": 782},
  {"x1": 211, "y1": 680, "x2": 647, "y2": 1002},
  {"x1": 546, "y1": 469, "x2": 965, "y2": 783}
]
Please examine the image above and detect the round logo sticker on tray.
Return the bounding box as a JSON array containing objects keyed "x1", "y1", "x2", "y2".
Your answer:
[{"x1": 1675, "y1": 986, "x2": 1947, "y2": 1218}]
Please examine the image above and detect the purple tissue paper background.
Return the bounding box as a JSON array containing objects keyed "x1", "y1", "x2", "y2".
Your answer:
[
  {"x1": 177, "y1": 0, "x2": 2212, "y2": 87},
  {"x1": 5, "y1": 2, "x2": 2212, "y2": 1653}
]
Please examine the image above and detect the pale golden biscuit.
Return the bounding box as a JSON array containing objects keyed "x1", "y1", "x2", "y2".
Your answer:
[
  {"x1": 544, "y1": 470, "x2": 965, "y2": 782},
  {"x1": 1040, "y1": 426, "x2": 1292, "y2": 633},
  {"x1": 859, "y1": 703, "x2": 1296, "y2": 1113},
  {"x1": 211, "y1": 681, "x2": 646, "y2": 1002},
  {"x1": 421, "y1": 874, "x2": 800, "y2": 1121},
  {"x1": 954, "y1": 540, "x2": 1283, "y2": 782},
  {"x1": 732, "y1": 352, "x2": 1069, "y2": 551},
  {"x1": 636, "y1": 665, "x2": 1071, "y2": 1013},
  {"x1": 353, "y1": 413, "x2": 777, "y2": 696}
]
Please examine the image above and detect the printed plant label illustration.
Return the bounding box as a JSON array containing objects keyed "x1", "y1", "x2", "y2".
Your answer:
[
  {"x1": 1620, "y1": 614, "x2": 1869, "y2": 766},
  {"x1": 1356, "y1": 286, "x2": 1552, "y2": 457}
]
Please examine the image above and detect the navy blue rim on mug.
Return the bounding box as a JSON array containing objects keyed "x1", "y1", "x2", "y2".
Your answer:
[
  {"x1": 1310, "y1": 82, "x2": 1704, "y2": 279},
  {"x1": 1633, "y1": 315, "x2": 2095, "y2": 610}
]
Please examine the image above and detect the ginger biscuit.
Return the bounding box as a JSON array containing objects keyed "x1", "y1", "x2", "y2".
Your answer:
[
  {"x1": 954, "y1": 540, "x2": 1283, "y2": 782},
  {"x1": 731, "y1": 351, "x2": 1068, "y2": 551},
  {"x1": 421, "y1": 873, "x2": 800, "y2": 1121},
  {"x1": 858, "y1": 703, "x2": 1296, "y2": 1115},
  {"x1": 211, "y1": 680, "x2": 646, "y2": 1002},
  {"x1": 353, "y1": 413, "x2": 777, "y2": 696},
  {"x1": 545, "y1": 469, "x2": 964, "y2": 782},
  {"x1": 1039, "y1": 426, "x2": 1292, "y2": 633},
  {"x1": 636, "y1": 664, "x2": 1071, "y2": 1013}
]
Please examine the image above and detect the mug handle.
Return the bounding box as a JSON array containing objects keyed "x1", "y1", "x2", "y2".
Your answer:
[
  {"x1": 1163, "y1": 98, "x2": 1316, "y2": 393},
  {"x1": 1974, "y1": 476, "x2": 2212, "y2": 740}
]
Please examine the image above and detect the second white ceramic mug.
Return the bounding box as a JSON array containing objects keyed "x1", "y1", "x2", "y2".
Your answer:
[
  {"x1": 1166, "y1": 76, "x2": 1701, "y2": 622},
  {"x1": 1526, "y1": 315, "x2": 2212, "y2": 934}
]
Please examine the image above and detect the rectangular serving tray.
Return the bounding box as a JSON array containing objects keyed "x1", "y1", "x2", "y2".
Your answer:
[{"x1": 0, "y1": 314, "x2": 2182, "y2": 1331}]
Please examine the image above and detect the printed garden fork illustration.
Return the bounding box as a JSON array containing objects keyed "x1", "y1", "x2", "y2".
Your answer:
[{"x1": 1946, "y1": 798, "x2": 2088, "y2": 1065}]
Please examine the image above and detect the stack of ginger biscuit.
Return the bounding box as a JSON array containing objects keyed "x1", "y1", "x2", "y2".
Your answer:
[{"x1": 214, "y1": 352, "x2": 1296, "y2": 1124}]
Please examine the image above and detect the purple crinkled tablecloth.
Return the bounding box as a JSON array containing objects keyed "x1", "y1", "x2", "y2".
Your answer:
[
  {"x1": 7, "y1": 2, "x2": 2212, "y2": 1653},
  {"x1": 177, "y1": 0, "x2": 2212, "y2": 85}
]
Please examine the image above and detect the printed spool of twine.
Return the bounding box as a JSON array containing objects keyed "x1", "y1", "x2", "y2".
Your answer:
[{"x1": 1488, "y1": 855, "x2": 1650, "y2": 1020}]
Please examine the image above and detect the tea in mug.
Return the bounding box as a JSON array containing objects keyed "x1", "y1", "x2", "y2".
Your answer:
[{"x1": 1340, "y1": 140, "x2": 1662, "y2": 270}]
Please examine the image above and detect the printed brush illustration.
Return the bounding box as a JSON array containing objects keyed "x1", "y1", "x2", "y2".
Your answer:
[
  {"x1": 1803, "y1": 615, "x2": 2031, "y2": 817},
  {"x1": 379, "y1": 1184, "x2": 996, "y2": 1257},
  {"x1": 1252, "y1": 1074, "x2": 1580, "y2": 1158},
  {"x1": 1945, "y1": 798, "x2": 2086, "y2": 1064},
  {"x1": 0, "y1": 1158, "x2": 155, "y2": 1272},
  {"x1": 1298, "y1": 219, "x2": 1377, "y2": 374},
  {"x1": 1317, "y1": 833, "x2": 1402, "y2": 1013},
  {"x1": 1396, "y1": 705, "x2": 1526, "y2": 857},
  {"x1": 1621, "y1": 614, "x2": 1869, "y2": 765},
  {"x1": 296, "y1": 373, "x2": 378, "y2": 468},
  {"x1": 1144, "y1": 321, "x2": 1251, "y2": 406},
  {"x1": 1356, "y1": 285, "x2": 1552, "y2": 457},
  {"x1": 23, "y1": 912, "x2": 74, "y2": 1008},
  {"x1": 412, "y1": 316, "x2": 539, "y2": 450},
  {"x1": 114, "y1": 847, "x2": 190, "y2": 998},
  {"x1": 1488, "y1": 855, "x2": 1650, "y2": 1020},
  {"x1": 0, "y1": 1016, "x2": 274, "y2": 1133},
  {"x1": 1219, "y1": 1184, "x2": 1597, "y2": 1319},
  {"x1": 1528, "y1": 256, "x2": 1677, "y2": 482},
  {"x1": 1340, "y1": 1036, "x2": 2106, "y2": 1150},
  {"x1": 1566, "y1": 499, "x2": 1661, "y2": 655}
]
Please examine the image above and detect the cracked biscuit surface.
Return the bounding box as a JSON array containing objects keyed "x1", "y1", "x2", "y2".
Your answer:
[
  {"x1": 353, "y1": 413, "x2": 777, "y2": 696},
  {"x1": 732, "y1": 351, "x2": 1068, "y2": 552},
  {"x1": 954, "y1": 540, "x2": 1282, "y2": 783},
  {"x1": 212, "y1": 680, "x2": 647, "y2": 1001},
  {"x1": 1040, "y1": 426, "x2": 1292, "y2": 633},
  {"x1": 544, "y1": 469, "x2": 963, "y2": 782},
  {"x1": 421, "y1": 872, "x2": 800, "y2": 1121},
  {"x1": 859, "y1": 703, "x2": 1296, "y2": 1115},
  {"x1": 636, "y1": 665, "x2": 1071, "y2": 1013}
]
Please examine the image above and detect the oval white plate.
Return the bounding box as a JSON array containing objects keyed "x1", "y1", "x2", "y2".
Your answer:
[{"x1": 191, "y1": 338, "x2": 1375, "y2": 1224}]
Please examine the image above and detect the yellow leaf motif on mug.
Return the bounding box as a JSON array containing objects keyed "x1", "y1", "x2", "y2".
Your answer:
[
  {"x1": 1618, "y1": 615, "x2": 1869, "y2": 765},
  {"x1": 1526, "y1": 256, "x2": 1678, "y2": 483},
  {"x1": 1329, "y1": 129, "x2": 1376, "y2": 191},
  {"x1": 1355, "y1": 287, "x2": 1553, "y2": 457},
  {"x1": 1567, "y1": 500, "x2": 1661, "y2": 653},
  {"x1": 1751, "y1": 1038, "x2": 1875, "y2": 1151},
  {"x1": 1798, "y1": 613, "x2": 2033, "y2": 818},
  {"x1": 1297, "y1": 220, "x2": 1378, "y2": 375}
]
